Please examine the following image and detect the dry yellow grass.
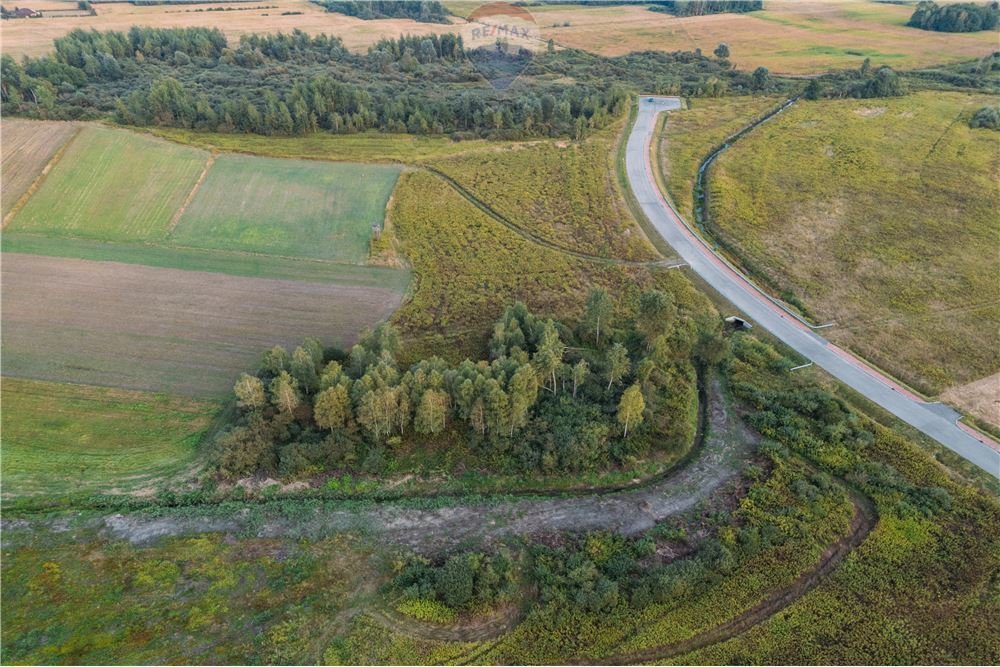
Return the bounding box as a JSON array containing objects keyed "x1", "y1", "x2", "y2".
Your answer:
[
  {"x1": 532, "y1": 1, "x2": 996, "y2": 74},
  {"x1": 942, "y1": 372, "x2": 1000, "y2": 429},
  {"x1": 1, "y1": 0, "x2": 459, "y2": 58}
]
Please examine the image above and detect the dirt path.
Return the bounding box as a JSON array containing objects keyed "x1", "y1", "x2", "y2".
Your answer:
[
  {"x1": 16, "y1": 378, "x2": 753, "y2": 552},
  {"x1": 590, "y1": 488, "x2": 877, "y2": 665}
]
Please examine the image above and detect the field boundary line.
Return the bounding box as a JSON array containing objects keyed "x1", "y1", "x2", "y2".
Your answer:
[
  {"x1": 167, "y1": 152, "x2": 216, "y2": 235},
  {"x1": 423, "y1": 166, "x2": 683, "y2": 270},
  {"x1": 2, "y1": 125, "x2": 83, "y2": 230}
]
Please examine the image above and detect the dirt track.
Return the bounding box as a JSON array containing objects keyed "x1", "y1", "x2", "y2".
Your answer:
[{"x1": 1, "y1": 253, "x2": 404, "y2": 396}]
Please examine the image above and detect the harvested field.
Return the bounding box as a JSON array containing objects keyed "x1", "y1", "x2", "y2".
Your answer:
[
  {"x1": 532, "y1": 1, "x2": 996, "y2": 74},
  {"x1": 707, "y1": 91, "x2": 1000, "y2": 394},
  {"x1": 1, "y1": 377, "x2": 219, "y2": 498},
  {"x1": 1, "y1": 0, "x2": 459, "y2": 59},
  {"x1": 1, "y1": 254, "x2": 405, "y2": 396},
  {"x1": 171, "y1": 154, "x2": 400, "y2": 263},
  {"x1": 10, "y1": 126, "x2": 208, "y2": 241},
  {"x1": 0, "y1": 119, "x2": 79, "y2": 218}
]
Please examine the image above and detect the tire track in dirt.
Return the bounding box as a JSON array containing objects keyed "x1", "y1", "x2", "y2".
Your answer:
[
  {"x1": 167, "y1": 152, "x2": 216, "y2": 234},
  {"x1": 2, "y1": 124, "x2": 82, "y2": 229}
]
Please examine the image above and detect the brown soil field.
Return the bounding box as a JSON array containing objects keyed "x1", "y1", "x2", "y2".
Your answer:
[
  {"x1": 1, "y1": 0, "x2": 459, "y2": 58},
  {"x1": 942, "y1": 372, "x2": 1000, "y2": 429},
  {"x1": 532, "y1": 1, "x2": 997, "y2": 74},
  {"x1": 1, "y1": 253, "x2": 404, "y2": 397},
  {"x1": 1, "y1": 119, "x2": 79, "y2": 218}
]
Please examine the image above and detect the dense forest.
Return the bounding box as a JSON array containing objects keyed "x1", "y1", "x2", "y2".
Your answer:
[
  {"x1": 907, "y1": 1, "x2": 999, "y2": 32},
  {"x1": 214, "y1": 294, "x2": 725, "y2": 479},
  {"x1": 0, "y1": 26, "x2": 785, "y2": 138},
  {"x1": 649, "y1": 1, "x2": 763, "y2": 17},
  {"x1": 310, "y1": 0, "x2": 450, "y2": 23}
]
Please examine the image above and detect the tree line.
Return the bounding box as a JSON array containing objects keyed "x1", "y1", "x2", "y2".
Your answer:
[
  {"x1": 649, "y1": 0, "x2": 762, "y2": 16},
  {"x1": 1, "y1": 27, "x2": 787, "y2": 138},
  {"x1": 907, "y1": 1, "x2": 999, "y2": 32},
  {"x1": 215, "y1": 293, "x2": 725, "y2": 479},
  {"x1": 312, "y1": 0, "x2": 449, "y2": 23}
]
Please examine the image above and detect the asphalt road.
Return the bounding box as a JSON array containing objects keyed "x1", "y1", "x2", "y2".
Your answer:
[{"x1": 627, "y1": 96, "x2": 1000, "y2": 478}]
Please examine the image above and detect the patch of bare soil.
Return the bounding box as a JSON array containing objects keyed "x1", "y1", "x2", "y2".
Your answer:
[
  {"x1": 1, "y1": 253, "x2": 403, "y2": 396},
  {"x1": 854, "y1": 106, "x2": 887, "y2": 117},
  {"x1": 942, "y1": 372, "x2": 1000, "y2": 429}
]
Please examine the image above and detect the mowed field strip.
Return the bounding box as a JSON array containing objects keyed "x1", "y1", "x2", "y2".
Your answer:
[
  {"x1": 1, "y1": 254, "x2": 405, "y2": 397},
  {"x1": 1, "y1": 378, "x2": 219, "y2": 498},
  {"x1": 11, "y1": 126, "x2": 209, "y2": 241},
  {"x1": 0, "y1": 119, "x2": 80, "y2": 218},
  {"x1": 170, "y1": 154, "x2": 401, "y2": 263}
]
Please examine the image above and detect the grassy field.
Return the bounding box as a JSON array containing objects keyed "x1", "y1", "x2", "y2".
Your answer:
[
  {"x1": 150, "y1": 127, "x2": 498, "y2": 164},
  {"x1": 658, "y1": 96, "x2": 781, "y2": 221},
  {"x1": 1, "y1": 378, "x2": 218, "y2": 498},
  {"x1": 706, "y1": 91, "x2": 1000, "y2": 396},
  {"x1": 0, "y1": 119, "x2": 79, "y2": 218},
  {"x1": 171, "y1": 155, "x2": 400, "y2": 263},
  {"x1": 429, "y1": 123, "x2": 659, "y2": 261},
  {"x1": 10, "y1": 127, "x2": 208, "y2": 241},
  {"x1": 1, "y1": 253, "x2": 405, "y2": 396},
  {"x1": 533, "y1": 1, "x2": 997, "y2": 74}
]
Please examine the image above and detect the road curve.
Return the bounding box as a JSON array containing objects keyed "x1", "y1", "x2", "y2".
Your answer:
[{"x1": 627, "y1": 96, "x2": 1000, "y2": 478}]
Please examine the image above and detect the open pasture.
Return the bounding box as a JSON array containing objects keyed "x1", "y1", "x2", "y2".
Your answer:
[
  {"x1": 1, "y1": 378, "x2": 218, "y2": 498},
  {"x1": 9, "y1": 126, "x2": 208, "y2": 241},
  {"x1": 0, "y1": 0, "x2": 459, "y2": 59},
  {"x1": 534, "y1": 1, "x2": 996, "y2": 74},
  {"x1": 0, "y1": 119, "x2": 79, "y2": 219},
  {"x1": 1, "y1": 253, "x2": 405, "y2": 397},
  {"x1": 170, "y1": 154, "x2": 400, "y2": 263},
  {"x1": 706, "y1": 91, "x2": 1000, "y2": 396}
]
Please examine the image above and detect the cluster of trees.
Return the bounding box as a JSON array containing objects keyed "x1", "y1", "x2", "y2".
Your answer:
[
  {"x1": 907, "y1": 1, "x2": 998, "y2": 32},
  {"x1": 1, "y1": 26, "x2": 786, "y2": 137},
  {"x1": 802, "y1": 58, "x2": 907, "y2": 100},
  {"x1": 969, "y1": 104, "x2": 1000, "y2": 129},
  {"x1": 215, "y1": 293, "x2": 721, "y2": 479},
  {"x1": 393, "y1": 550, "x2": 516, "y2": 613},
  {"x1": 649, "y1": 0, "x2": 762, "y2": 16},
  {"x1": 312, "y1": 0, "x2": 449, "y2": 23}
]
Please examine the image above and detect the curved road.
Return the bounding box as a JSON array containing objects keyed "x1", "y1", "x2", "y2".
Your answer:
[{"x1": 628, "y1": 96, "x2": 1000, "y2": 478}]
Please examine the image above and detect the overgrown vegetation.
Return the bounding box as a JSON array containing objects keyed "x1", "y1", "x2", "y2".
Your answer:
[
  {"x1": 970, "y1": 103, "x2": 1000, "y2": 128},
  {"x1": 215, "y1": 294, "x2": 717, "y2": 479},
  {"x1": 392, "y1": 550, "x2": 517, "y2": 619},
  {"x1": 907, "y1": 0, "x2": 999, "y2": 32}
]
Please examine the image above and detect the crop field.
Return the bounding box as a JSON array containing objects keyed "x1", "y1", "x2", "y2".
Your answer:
[
  {"x1": 1, "y1": 254, "x2": 405, "y2": 396},
  {"x1": 0, "y1": 0, "x2": 458, "y2": 59},
  {"x1": 706, "y1": 91, "x2": 1000, "y2": 396},
  {"x1": 532, "y1": 1, "x2": 997, "y2": 74},
  {"x1": 1, "y1": 378, "x2": 219, "y2": 498},
  {"x1": 657, "y1": 96, "x2": 781, "y2": 221},
  {"x1": 429, "y1": 124, "x2": 659, "y2": 261},
  {"x1": 0, "y1": 119, "x2": 79, "y2": 218},
  {"x1": 10, "y1": 127, "x2": 208, "y2": 241},
  {"x1": 171, "y1": 155, "x2": 400, "y2": 263}
]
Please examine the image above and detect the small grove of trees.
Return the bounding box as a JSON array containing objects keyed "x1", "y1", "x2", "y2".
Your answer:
[
  {"x1": 214, "y1": 292, "x2": 726, "y2": 480},
  {"x1": 969, "y1": 105, "x2": 1000, "y2": 129},
  {"x1": 907, "y1": 1, "x2": 999, "y2": 32},
  {"x1": 392, "y1": 550, "x2": 516, "y2": 616}
]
